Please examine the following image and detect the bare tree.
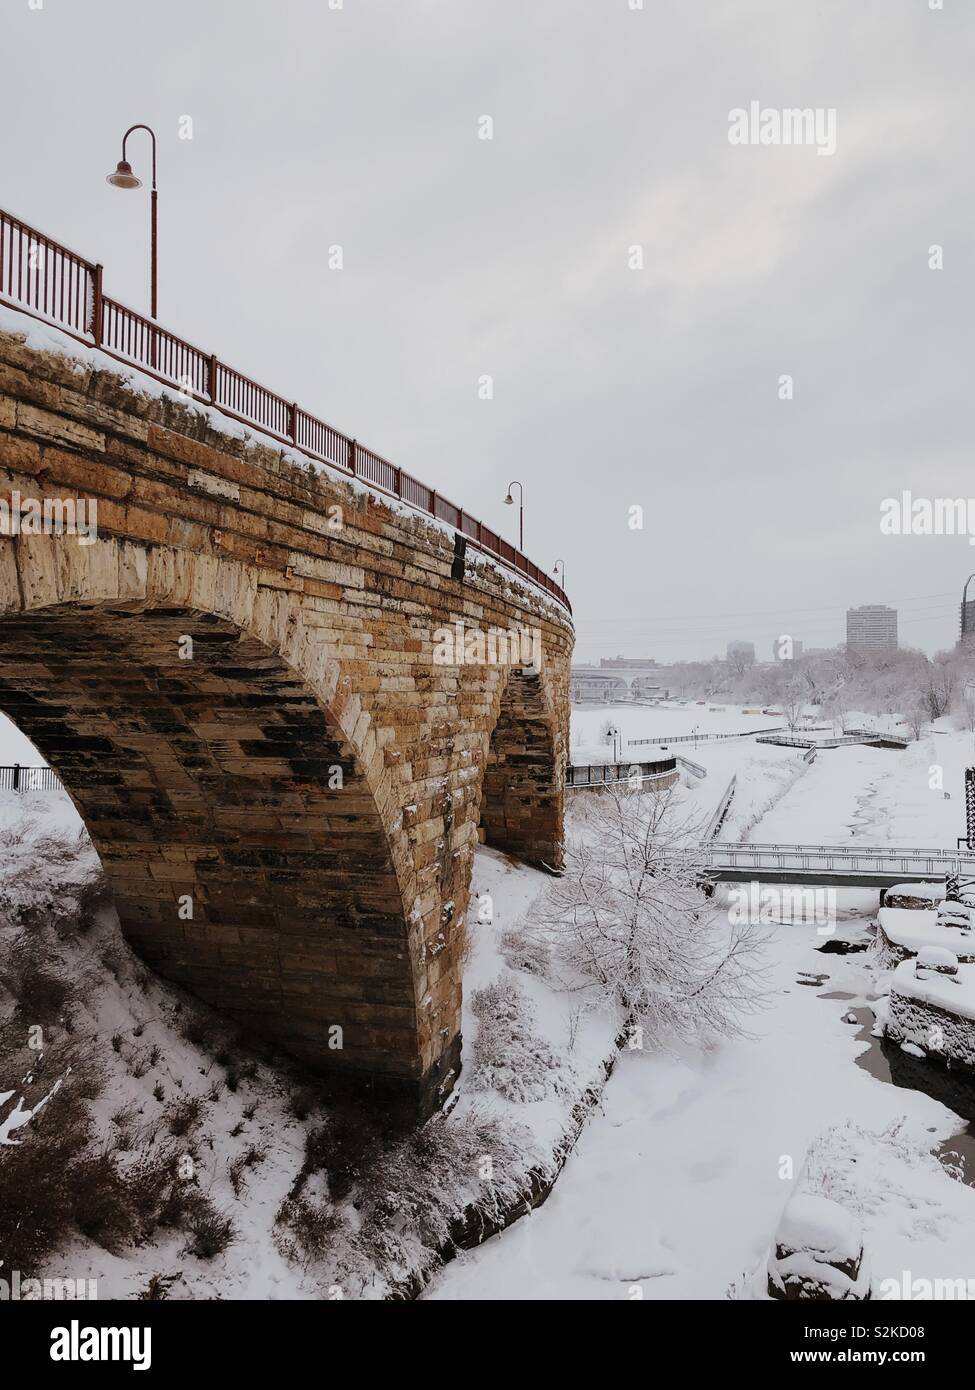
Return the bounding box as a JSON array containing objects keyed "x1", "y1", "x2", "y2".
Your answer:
[
  {"x1": 528, "y1": 785, "x2": 770, "y2": 1046},
  {"x1": 923, "y1": 654, "x2": 953, "y2": 722},
  {"x1": 906, "y1": 700, "x2": 927, "y2": 741}
]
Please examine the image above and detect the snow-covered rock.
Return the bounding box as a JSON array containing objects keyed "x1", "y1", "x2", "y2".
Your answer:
[
  {"x1": 767, "y1": 1193, "x2": 869, "y2": 1301},
  {"x1": 915, "y1": 946, "x2": 959, "y2": 978}
]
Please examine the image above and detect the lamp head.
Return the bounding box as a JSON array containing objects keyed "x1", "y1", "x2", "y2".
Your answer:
[
  {"x1": 107, "y1": 160, "x2": 141, "y2": 189},
  {"x1": 504, "y1": 493, "x2": 514, "y2": 506}
]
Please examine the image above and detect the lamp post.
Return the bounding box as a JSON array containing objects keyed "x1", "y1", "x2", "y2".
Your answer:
[
  {"x1": 553, "y1": 558, "x2": 565, "y2": 587},
  {"x1": 504, "y1": 480, "x2": 524, "y2": 551},
  {"x1": 107, "y1": 124, "x2": 158, "y2": 320}
]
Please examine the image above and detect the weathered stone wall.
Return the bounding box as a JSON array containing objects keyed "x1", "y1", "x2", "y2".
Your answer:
[{"x1": 0, "y1": 325, "x2": 573, "y2": 1117}]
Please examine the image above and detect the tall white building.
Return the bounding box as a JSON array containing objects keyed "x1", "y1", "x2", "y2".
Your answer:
[{"x1": 846, "y1": 604, "x2": 897, "y2": 653}]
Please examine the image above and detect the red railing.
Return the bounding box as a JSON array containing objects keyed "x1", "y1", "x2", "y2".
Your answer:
[{"x1": 0, "y1": 205, "x2": 570, "y2": 614}]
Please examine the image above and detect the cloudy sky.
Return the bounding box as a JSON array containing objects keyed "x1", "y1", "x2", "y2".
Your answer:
[{"x1": 1, "y1": 0, "x2": 972, "y2": 662}]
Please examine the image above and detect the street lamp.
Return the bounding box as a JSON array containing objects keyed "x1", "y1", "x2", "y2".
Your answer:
[
  {"x1": 504, "y1": 480, "x2": 524, "y2": 551},
  {"x1": 107, "y1": 124, "x2": 158, "y2": 320},
  {"x1": 553, "y1": 558, "x2": 565, "y2": 587}
]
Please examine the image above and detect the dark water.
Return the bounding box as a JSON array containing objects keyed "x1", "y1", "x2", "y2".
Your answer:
[{"x1": 822, "y1": 993, "x2": 975, "y2": 1186}]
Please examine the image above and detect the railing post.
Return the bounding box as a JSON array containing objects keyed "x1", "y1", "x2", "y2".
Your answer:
[
  {"x1": 290, "y1": 402, "x2": 299, "y2": 446},
  {"x1": 12, "y1": 762, "x2": 19, "y2": 792},
  {"x1": 89, "y1": 263, "x2": 103, "y2": 347},
  {"x1": 207, "y1": 353, "x2": 218, "y2": 404},
  {"x1": 349, "y1": 438, "x2": 357, "y2": 475}
]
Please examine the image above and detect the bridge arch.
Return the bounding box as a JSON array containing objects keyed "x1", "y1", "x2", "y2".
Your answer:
[
  {"x1": 0, "y1": 534, "x2": 453, "y2": 1116},
  {"x1": 0, "y1": 318, "x2": 575, "y2": 1116},
  {"x1": 479, "y1": 662, "x2": 566, "y2": 872}
]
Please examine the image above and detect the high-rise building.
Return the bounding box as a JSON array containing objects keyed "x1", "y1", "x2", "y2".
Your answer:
[
  {"x1": 959, "y1": 576, "x2": 975, "y2": 649},
  {"x1": 846, "y1": 604, "x2": 898, "y2": 653},
  {"x1": 727, "y1": 640, "x2": 755, "y2": 665}
]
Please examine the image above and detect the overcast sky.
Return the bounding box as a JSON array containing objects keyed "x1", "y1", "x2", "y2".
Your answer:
[{"x1": 2, "y1": 0, "x2": 973, "y2": 662}]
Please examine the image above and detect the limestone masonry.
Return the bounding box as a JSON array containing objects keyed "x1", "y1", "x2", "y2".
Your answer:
[{"x1": 0, "y1": 326, "x2": 573, "y2": 1117}]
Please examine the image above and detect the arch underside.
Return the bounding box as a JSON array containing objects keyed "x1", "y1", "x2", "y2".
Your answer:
[{"x1": 0, "y1": 603, "x2": 428, "y2": 1106}]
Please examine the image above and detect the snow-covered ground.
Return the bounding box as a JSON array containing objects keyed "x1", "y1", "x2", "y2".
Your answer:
[
  {"x1": 428, "y1": 910, "x2": 974, "y2": 1300},
  {"x1": 0, "y1": 788, "x2": 619, "y2": 1299},
  {"x1": 751, "y1": 728, "x2": 975, "y2": 849},
  {"x1": 426, "y1": 707, "x2": 975, "y2": 1301},
  {"x1": 7, "y1": 694, "x2": 975, "y2": 1301},
  {"x1": 570, "y1": 702, "x2": 781, "y2": 765}
]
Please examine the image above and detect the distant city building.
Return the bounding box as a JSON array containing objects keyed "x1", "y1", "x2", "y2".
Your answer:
[
  {"x1": 773, "y1": 639, "x2": 803, "y2": 661},
  {"x1": 960, "y1": 577, "x2": 975, "y2": 649},
  {"x1": 727, "y1": 640, "x2": 755, "y2": 665},
  {"x1": 846, "y1": 604, "x2": 898, "y2": 653}
]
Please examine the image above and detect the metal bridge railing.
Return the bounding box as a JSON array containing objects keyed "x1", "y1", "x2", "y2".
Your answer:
[
  {"x1": 629, "y1": 725, "x2": 784, "y2": 748},
  {"x1": 704, "y1": 841, "x2": 975, "y2": 877},
  {"x1": 566, "y1": 757, "x2": 677, "y2": 790},
  {"x1": 0, "y1": 764, "x2": 63, "y2": 792},
  {"x1": 0, "y1": 204, "x2": 571, "y2": 616}
]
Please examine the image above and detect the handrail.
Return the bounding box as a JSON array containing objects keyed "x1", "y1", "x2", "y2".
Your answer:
[
  {"x1": 676, "y1": 754, "x2": 708, "y2": 779},
  {"x1": 0, "y1": 204, "x2": 571, "y2": 615},
  {"x1": 703, "y1": 775, "x2": 737, "y2": 841},
  {"x1": 566, "y1": 756, "x2": 677, "y2": 789},
  {"x1": 0, "y1": 763, "x2": 63, "y2": 791},
  {"x1": 712, "y1": 840, "x2": 967, "y2": 857},
  {"x1": 629, "y1": 725, "x2": 785, "y2": 747}
]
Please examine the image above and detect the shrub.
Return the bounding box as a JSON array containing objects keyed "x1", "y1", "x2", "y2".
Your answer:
[{"x1": 182, "y1": 1203, "x2": 235, "y2": 1259}]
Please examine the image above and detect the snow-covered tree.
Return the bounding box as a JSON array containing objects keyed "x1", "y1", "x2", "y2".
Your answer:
[{"x1": 529, "y1": 785, "x2": 770, "y2": 1046}]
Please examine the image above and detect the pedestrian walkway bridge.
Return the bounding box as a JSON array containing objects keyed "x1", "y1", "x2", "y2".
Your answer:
[{"x1": 702, "y1": 841, "x2": 975, "y2": 888}]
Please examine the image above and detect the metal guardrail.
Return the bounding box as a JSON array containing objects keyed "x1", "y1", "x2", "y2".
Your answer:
[
  {"x1": 0, "y1": 204, "x2": 570, "y2": 615},
  {"x1": 566, "y1": 757, "x2": 677, "y2": 790},
  {"x1": 0, "y1": 763, "x2": 63, "y2": 792},
  {"x1": 629, "y1": 725, "x2": 785, "y2": 748},
  {"x1": 703, "y1": 775, "x2": 737, "y2": 841},
  {"x1": 704, "y1": 841, "x2": 975, "y2": 877},
  {"x1": 756, "y1": 732, "x2": 908, "y2": 750},
  {"x1": 676, "y1": 754, "x2": 707, "y2": 779}
]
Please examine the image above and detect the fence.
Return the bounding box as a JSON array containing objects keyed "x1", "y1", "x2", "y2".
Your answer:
[
  {"x1": 676, "y1": 754, "x2": 707, "y2": 779},
  {"x1": 0, "y1": 204, "x2": 570, "y2": 614},
  {"x1": 566, "y1": 757, "x2": 677, "y2": 790},
  {"x1": 756, "y1": 732, "x2": 908, "y2": 751},
  {"x1": 705, "y1": 841, "x2": 975, "y2": 880},
  {"x1": 629, "y1": 725, "x2": 785, "y2": 748},
  {"x1": 702, "y1": 775, "x2": 737, "y2": 841},
  {"x1": 0, "y1": 764, "x2": 63, "y2": 792}
]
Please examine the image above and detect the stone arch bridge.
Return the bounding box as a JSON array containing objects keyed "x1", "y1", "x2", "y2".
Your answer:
[{"x1": 0, "y1": 325, "x2": 572, "y2": 1118}]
